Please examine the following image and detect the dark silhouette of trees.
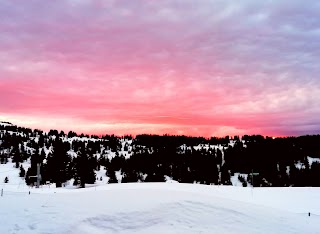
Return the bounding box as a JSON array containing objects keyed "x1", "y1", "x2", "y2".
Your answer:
[
  {"x1": 43, "y1": 140, "x2": 73, "y2": 187},
  {"x1": 19, "y1": 165, "x2": 25, "y2": 177},
  {"x1": 1, "y1": 122, "x2": 320, "y2": 188},
  {"x1": 73, "y1": 147, "x2": 96, "y2": 188}
]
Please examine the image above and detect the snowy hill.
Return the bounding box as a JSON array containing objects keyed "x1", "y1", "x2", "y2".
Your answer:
[
  {"x1": 1, "y1": 183, "x2": 319, "y2": 234},
  {"x1": 1, "y1": 122, "x2": 320, "y2": 233}
]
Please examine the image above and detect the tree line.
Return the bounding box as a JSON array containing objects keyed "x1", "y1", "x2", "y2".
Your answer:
[{"x1": 1, "y1": 123, "x2": 320, "y2": 187}]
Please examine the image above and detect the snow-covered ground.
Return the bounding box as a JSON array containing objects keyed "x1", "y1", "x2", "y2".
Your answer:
[
  {"x1": 1, "y1": 182, "x2": 319, "y2": 233},
  {"x1": 0, "y1": 160, "x2": 31, "y2": 190}
]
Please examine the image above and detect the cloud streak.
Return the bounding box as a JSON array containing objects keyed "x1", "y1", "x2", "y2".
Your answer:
[{"x1": 0, "y1": 0, "x2": 320, "y2": 136}]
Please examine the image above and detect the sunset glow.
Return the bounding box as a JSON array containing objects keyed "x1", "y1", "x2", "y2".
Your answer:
[{"x1": 1, "y1": 0, "x2": 320, "y2": 137}]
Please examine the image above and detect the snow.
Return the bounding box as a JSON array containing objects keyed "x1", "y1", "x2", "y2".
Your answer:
[
  {"x1": 63, "y1": 136, "x2": 103, "y2": 143},
  {"x1": 164, "y1": 176, "x2": 179, "y2": 183},
  {"x1": 0, "y1": 160, "x2": 31, "y2": 190},
  {"x1": 1, "y1": 160, "x2": 319, "y2": 234},
  {"x1": 308, "y1": 156, "x2": 320, "y2": 165},
  {"x1": 115, "y1": 170, "x2": 123, "y2": 183},
  {"x1": 193, "y1": 143, "x2": 228, "y2": 152},
  {"x1": 0, "y1": 121, "x2": 13, "y2": 127},
  {"x1": 1, "y1": 183, "x2": 319, "y2": 234},
  {"x1": 295, "y1": 162, "x2": 305, "y2": 170},
  {"x1": 95, "y1": 166, "x2": 108, "y2": 184},
  {"x1": 231, "y1": 173, "x2": 250, "y2": 187},
  {"x1": 295, "y1": 156, "x2": 320, "y2": 169},
  {"x1": 67, "y1": 149, "x2": 77, "y2": 158}
]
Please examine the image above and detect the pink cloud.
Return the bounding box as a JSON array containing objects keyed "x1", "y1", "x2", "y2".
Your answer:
[{"x1": 0, "y1": 0, "x2": 320, "y2": 137}]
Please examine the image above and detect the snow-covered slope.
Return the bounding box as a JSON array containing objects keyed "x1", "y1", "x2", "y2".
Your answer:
[
  {"x1": 1, "y1": 183, "x2": 319, "y2": 234},
  {"x1": 1, "y1": 155, "x2": 319, "y2": 233},
  {"x1": 0, "y1": 159, "x2": 30, "y2": 190}
]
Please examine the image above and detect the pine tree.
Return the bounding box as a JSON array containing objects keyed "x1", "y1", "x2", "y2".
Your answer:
[
  {"x1": 25, "y1": 167, "x2": 36, "y2": 185},
  {"x1": 242, "y1": 180, "x2": 248, "y2": 187},
  {"x1": 73, "y1": 147, "x2": 96, "y2": 188},
  {"x1": 216, "y1": 148, "x2": 223, "y2": 165},
  {"x1": 12, "y1": 147, "x2": 22, "y2": 164},
  {"x1": 43, "y1": 140, "x2": 73, "y2": 187},
  {"x1": 145, "y1": 173, "x2": 165, "y2": 182},
  {"x1": 19, "y1": 165, "x2": 26, "y2": 177},
  {"x1": 40, "y1": 148, "x2": 46, "y2": 162},
  {"x1": 107, "y1": 170, "x2": 118, "y2": 184},
  {"x1": 4, "y1": 176, "x2": 9, "y2": 183},
  {"x1": 220, "y1": 164, "x2": 232, "y2": 185}
]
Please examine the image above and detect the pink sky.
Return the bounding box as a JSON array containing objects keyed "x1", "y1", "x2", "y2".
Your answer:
[{"x1": 1, "y1": 0, "x2": 320, "y2": 137}]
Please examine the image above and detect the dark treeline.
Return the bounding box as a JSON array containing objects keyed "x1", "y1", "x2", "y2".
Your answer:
[{"x1": 1, "y1": 123, "x2": 320, "y2": 188}]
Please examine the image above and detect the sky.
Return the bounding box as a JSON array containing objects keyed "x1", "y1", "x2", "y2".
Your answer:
[{"x1": 0, "y1": 0, "x2": 320, "y2": 137}]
